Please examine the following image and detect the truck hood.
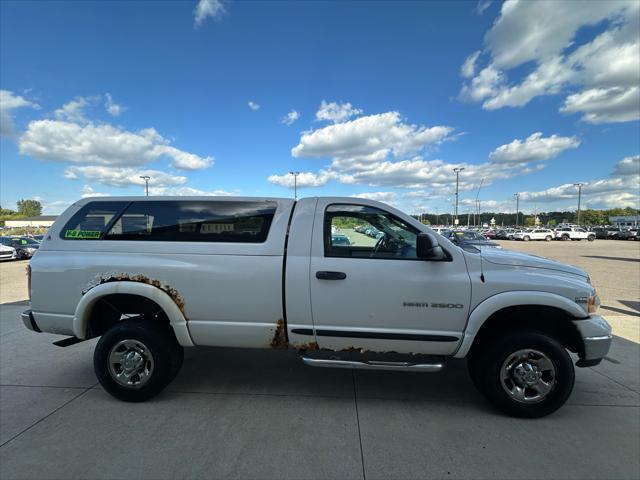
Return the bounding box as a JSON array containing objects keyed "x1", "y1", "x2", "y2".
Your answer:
[{"x1": 480, "y1": 247, "x2": 587, "y2": 278}]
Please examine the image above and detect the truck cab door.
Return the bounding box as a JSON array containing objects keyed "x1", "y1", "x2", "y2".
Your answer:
[{"x1": 308, "y1": 200, "x2": 471, "y2": 355}]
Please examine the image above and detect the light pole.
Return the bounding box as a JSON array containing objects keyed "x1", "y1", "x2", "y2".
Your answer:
[
  {"x1": 453, "y1": 167, "x2": 465, "y2": 225},
  {"x1": 474, "y1": 178, "x2": 484, "y2": 227},
  {"x1": 514, "y1": 193, "x2": 520, "y2": 227},
  {"x1": 574, "y1": 183, "x2": 584, "y2": 226},
  {"x1": 139, "y1": 175, "x2": 150, "y2": 196},
  {"x1": 289, "y1": 171, "x2": 300, "y2": 200}
]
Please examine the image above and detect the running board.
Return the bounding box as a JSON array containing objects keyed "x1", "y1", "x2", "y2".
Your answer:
[
  {"x1": 301, "y1": 357, "x2": 445, "y2": 372},
  {"x1": 52, "y1": 336, "x2": 85, "y2": 348}
]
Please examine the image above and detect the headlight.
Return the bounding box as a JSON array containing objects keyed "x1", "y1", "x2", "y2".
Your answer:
[
  {"x1": 576, "y1": 293, "x2": 600, "y2": 314},
  {"x1": 587, "y1": 294, "x2": 600, "y2": 314}
]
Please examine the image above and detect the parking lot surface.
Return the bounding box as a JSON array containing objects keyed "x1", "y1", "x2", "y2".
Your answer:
[{"x1": 1, "y1": 240, "x2": 639, "y2": 479}]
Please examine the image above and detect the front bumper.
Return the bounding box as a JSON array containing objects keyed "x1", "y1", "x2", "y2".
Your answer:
[
  {"x1": 572, "y1": 315, "x2": 612, "y2": 367},
  {"x1": 21, "y1": 309, "x2": 41, "y2": 333}
]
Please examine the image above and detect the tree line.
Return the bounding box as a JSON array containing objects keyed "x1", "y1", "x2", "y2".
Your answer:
[
  {"x1": 413, "y1": 207, "x2": 639, "y2": 227},
  {"x1": 0, "y1": 199, "x2": 43, "y2": 224}
]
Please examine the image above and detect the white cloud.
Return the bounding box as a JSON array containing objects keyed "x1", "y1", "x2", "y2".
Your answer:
[
  {"x1": 560, "y1": 86, "x2": 640, "y2": 124},
  {"x1": 65, "y1": 166, "x2": 187, "y2": 188},
  {"x1": 489, "y1": 132, "x2": 580, "y2": 163},
  {"x1": 612, "y1": 155, "x2": 640, "y2": 176},
  {"x1": 351, "y1": 192, "x2": 397, "y2": 204},
  {"x1": 194, "y1": 0, "x2": 225, "y2": 27},
  {"x1": 281, "y1": 110, "x2": 300, "y2": 126},
  {"x1": 271, "y1": 109, "x2": 554, "y2": 195},
  {"x1": 315, "y1": 100, "x2": 363, "y2": 123},
  {"x1": 292, "y1": 112, "x2": 454, "y2": 165},
  {"x1": 147, "y1": 186, "x2": 233, "y2": 196},
  {"x1": 248, "y1": 101, "x2": 260, "y2": 111},
  {"x1": 475, "y1": 0, "x2": 493, "y2": 15},
  {"x1": 81, "y1": 185, "x2": 109, "y2": 198},
  {"x1": 460, "y1": 0, "x2": 640, "y2": 123},
  {"x1": 19, "y1": 120, "x2": 213, "y2": 170},
  {"x1": 461, "y1": 51, "x2": 481, "y2": 78},
  {"x1": 54, "y1": 97, "x2": 91, "y2": 124},
  {"x1": 105, "y1": 93, "x2": 125, "y2": 117},
  {"x1": 514, "y1": 155, "x2": 640, "y2": 209},
  {"x1": 267, "y1": 170, "x2": 336, "y2": 188},
  {"x1": 0, "y1": 90, "x2": 40, "y2": 135}
]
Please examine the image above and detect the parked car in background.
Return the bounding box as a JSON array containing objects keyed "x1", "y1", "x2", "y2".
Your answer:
[
  {"x1": 605, "y1": 227, "x2": 630, "y2": 240},
  {"x1": 514, "y1": 229, "x2": 555, "y2": 242},
  {"x1": 442, "y1": 230, "x2": 501, "y2": 250},
  {"x1": 0, "y1": 244, "x2": 16, "y2": 261},
  {"x1": 590, "y1": 227, "x2": 608, "y2": 239},
  {"x1": 0, "y1": 236, "x2": 41, "y2": 259},
  {"x1": 554, "y1": 227, "x2": 595, "y2": 242},
  {"x1": 331, "y1": 234, "x2": 351, "y2": 246},
  {"x1": 628, "y1": 228, "x2": 638, "y2": 240},
  {"x1": 483, "y1": 230, "x2": 497, "y2": 239},
  {"x1": 495, "y1": 228, "x2": 516, "y2": 240}
]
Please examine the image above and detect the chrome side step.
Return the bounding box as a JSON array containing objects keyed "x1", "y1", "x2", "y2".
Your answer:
[{"x1": 301, "y1": 357, "x2": 445, "y2": 372}]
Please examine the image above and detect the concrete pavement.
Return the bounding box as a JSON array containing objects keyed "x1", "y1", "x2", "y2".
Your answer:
[{"x1": 1, "y1": 300, "x2": 638, "y2": 479}]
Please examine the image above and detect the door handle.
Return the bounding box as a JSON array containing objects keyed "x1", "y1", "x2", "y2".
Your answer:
[{"x1": 316, "y1": 271, "x2": 347, "y2": 280}]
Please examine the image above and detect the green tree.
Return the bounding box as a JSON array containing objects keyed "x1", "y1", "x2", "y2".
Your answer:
[
  {"x1": 524, "y1": 216, "x2": 535, "y2": 227},
  {"x1": 16, "y1": 199, "x2": 42, "y2": 217}
]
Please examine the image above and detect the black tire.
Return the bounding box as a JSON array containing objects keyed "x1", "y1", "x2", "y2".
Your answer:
[
  {"x1": 523, "y1": 236, "x2": 530, "y2": 242},
  {"x1": 468, "y1": 330, "x2": 575, "y2": 418},
  {"x1": 545, "y1": 235, "x2": 552, "y2": 242},
  {"x1": 562, "y1": 234, "x2": 570, "y2": 241},
  {"x1": 587, "y1": 235, "x2": 595, "y2": 242},
  {"x1": 94, "y1": 317, "x2": 184, "y2": 402}
]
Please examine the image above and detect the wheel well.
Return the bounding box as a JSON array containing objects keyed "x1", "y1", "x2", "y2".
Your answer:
[
  {"x1": 469, "y1": 305, "x2": 583, "y2": 356},
  {"x1": 86, "y1": 294, "x2": 170, "y2": 338}
]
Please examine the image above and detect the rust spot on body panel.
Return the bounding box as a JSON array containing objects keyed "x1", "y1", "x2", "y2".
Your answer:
[
  {"x1": 82, "y1": 272, "x2": 186, "y2": 314},
  {"x1": 270, "y1": 318, "x2": 288, "y2": 349}
]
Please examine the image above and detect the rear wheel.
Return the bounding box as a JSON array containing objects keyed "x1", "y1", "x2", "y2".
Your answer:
[
  {"x1": 94, "y1": 317, "x2": 184, "y2": 402},
  {"x1": 587, "y1": 235, "x2": 595, "y2": 242},
  {"x1": 468, "y1": 331, "x2": 574, "y2": 418},
  {"x1": 545, "y1": 235, "x2": 552, "y2": 242},
  {"x1": 562, "y1": 234, "x2": 570, "y2": 241}
]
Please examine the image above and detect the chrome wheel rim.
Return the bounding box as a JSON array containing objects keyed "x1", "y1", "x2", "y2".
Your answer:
[
  {"x1": 108, "y1": 339, "x2": 154, "y2": 388},
  {"x1": 500, "y1": 349, "x2": 556, "y2": 404}
]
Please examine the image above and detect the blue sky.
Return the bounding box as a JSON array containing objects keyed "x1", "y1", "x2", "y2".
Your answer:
[{"x1": 1, "y1": 0, "x2": 638, "y2": 215}]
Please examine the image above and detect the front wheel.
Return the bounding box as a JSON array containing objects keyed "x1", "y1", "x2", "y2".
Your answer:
[
  {"x1": 468, "y1": 331, "x2": 575, "y2": 418},
  {"x1": 523, "y1": 236, "x2": 530, "y2": 242},
  {"x1": 94, "y1": 317, "x2": 184, "y2": 402}
]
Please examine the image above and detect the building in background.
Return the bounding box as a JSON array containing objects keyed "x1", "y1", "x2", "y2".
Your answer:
[
  {"x1": 609, "y1": 216, "x2": 639, "y2": 228},
  {"x1": 4, "y1": 216, "x2": 57, "y2": 228}
]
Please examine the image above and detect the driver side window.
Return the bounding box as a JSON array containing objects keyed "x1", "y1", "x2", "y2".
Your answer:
[{"x1": 324, "y1": 204, "x2": 419, "y2": 259}]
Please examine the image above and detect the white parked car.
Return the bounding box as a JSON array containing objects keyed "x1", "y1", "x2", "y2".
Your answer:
[
  {"x1": 0, "y1": 244, "x2": 16, "y2": 261},
  {"x1": 513, "y1": 229, "x2": 555, "y2": 242},
  {"x1": 22, "y1": 196, "x2": 611, "y2": 418},
  {"x1": 554, "y1": 227, "x2": 596, "y2": 241}
]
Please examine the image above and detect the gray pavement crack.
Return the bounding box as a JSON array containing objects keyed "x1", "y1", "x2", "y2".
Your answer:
[
  {"x1": 0, "y1": 382, "x2": 98, "y2": 449},
  {"x1": 590, "y1": 367, "x2": 640, "y2": 395},
  {"x1": 352, "y1": 370, "x2": 367, "y2": 480}
]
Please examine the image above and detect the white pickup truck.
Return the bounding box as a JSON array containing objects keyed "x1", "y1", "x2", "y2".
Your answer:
[
  {"x1": 554, "y1": 227, "x2": 596, "y2": 241},
  {"x1": 23, "y1": 196, "x2": 611, "y2": 417}
]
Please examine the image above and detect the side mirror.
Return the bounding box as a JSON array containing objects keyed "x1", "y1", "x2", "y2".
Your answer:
[{"x1": 417, "y1": 233, "x2": 446, "y2": 261}]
